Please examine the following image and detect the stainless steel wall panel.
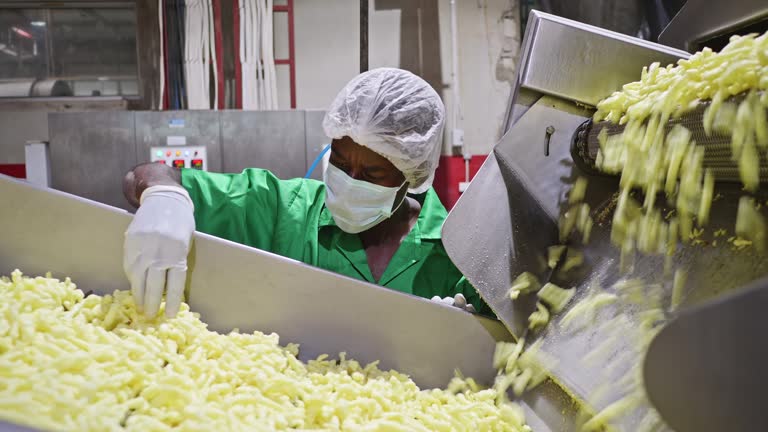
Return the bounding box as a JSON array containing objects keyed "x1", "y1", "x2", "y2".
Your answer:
[
  {"x1": 0, "y1": 112, "x2": 49, "y2": 164},
  {"x1": 220, "y1": 110, "x2": 307, "y2": 178},
  {"x1": 134, "y1": 111, "x2": 223, "y2": 172},
  {"x1": 48, "y1": 112, "x2": 136, "y2": 210}
]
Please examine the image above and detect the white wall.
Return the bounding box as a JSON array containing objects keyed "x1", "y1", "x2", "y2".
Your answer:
[
  {"x1": 289, "y1": 0, "x2": 518, "y2": 156},
  {"x1": 293, "y1": 0, "x2": 360, "y2": 109},
  {"x1": 444, "y1": 0, "x2": 516, "y2": 156},
  {"x1": 0, "y1": 1, "x2": 517, "y2": 163}
]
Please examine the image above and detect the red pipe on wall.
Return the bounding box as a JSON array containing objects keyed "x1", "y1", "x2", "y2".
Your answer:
[
  {"x1": 213, "y1": 0, "x2": 226, "y2": 109},
  {"x1": 287, "y1": 0, "x2": 296, "y2": 109},
  {"x1": 273, "y1": 0, "x2": 296, "y2": 108},
  {"x1": 233, "y1": 0, "x2": 243, "y2": 109},
  {"x1": 161, "y1": 0, "x2": 170, "y2": 110}
]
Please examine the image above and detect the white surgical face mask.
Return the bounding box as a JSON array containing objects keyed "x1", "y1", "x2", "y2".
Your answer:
[{"x1": 323, "y1": 163, "x2": 406, "y2": 234}]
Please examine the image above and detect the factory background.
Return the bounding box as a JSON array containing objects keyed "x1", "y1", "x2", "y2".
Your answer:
[
  {"x1": 1, "y1": 1, "x2": 767, "y2": 431},
  {"x1": 0, "y1": 0, "x2": 679, "y2": 209}
]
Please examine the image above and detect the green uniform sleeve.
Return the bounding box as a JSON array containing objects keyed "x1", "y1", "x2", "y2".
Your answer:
[{"x1": 181, "y1": 168, "x2": 283, "y2": 251}]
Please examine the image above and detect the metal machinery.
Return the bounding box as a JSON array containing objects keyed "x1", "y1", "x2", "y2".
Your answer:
[
  {"x1": 2, "y1": 4, "x2": 768, "y2": 432},
  {"x1": 442, "y1": 4, "x2": 768, "y2": 432},
  {"x1": 0, "y1": 172, "x2": 582, "y2": 432},
  {"x1": 0, "y1": 79, "x2": 72, "y2": 97},
  {"x1": 658, "y1": 0, "x2": 768, "y2": 52},
  {"x1": 0, "y1": 79, "x2": 73, "y2": 98},
  {"x1": 23, "y1": 110, "x2": 329, "y2": 211}
]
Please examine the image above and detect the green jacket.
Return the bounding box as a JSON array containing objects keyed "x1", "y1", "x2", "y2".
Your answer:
[{"x1": 181, "y1": 168, "x2": 491, "y2": 316}]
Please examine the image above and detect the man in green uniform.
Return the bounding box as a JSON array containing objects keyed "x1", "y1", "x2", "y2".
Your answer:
[{"x1": 123, "y1": 68, "x2": 489, "y2": 318}]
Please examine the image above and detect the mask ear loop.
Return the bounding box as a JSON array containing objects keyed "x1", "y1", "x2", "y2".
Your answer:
[
  {"x1": 389, "y1": 181, "x2": 410, "y2": 215},
  {"x1": 305, "y1": 144, "x2": 331, "y2": 178}
]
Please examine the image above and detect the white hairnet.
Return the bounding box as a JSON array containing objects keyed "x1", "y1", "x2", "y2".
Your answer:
[{"x1": 323, "y1": 67, "x2": 446, "y2": 194}]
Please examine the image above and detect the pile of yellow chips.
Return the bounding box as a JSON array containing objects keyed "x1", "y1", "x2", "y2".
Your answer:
[
  {"x1": 593, "y1": 32, "x2": 768, "y2": 260},
  {"x1": 0, "y1": 271, "x2": 530, "y2": 432}
]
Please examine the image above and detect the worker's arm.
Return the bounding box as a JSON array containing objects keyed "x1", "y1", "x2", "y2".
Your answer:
[
  {"x1": 123, "y1": 162, "x2": 182, "y2": 208},
  {"x1": 123, "y1": 165, "x2": 307, "y2": 319}
]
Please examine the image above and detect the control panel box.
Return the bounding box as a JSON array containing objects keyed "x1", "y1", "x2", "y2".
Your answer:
[{"x1": 150, "y1": 146, "x2": 207, "y2": 171}]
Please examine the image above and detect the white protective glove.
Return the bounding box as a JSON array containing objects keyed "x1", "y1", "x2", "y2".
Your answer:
[
  {"x1": 123, "y1": 185, "x2": 195, "y2": 318},
  {"x1": 431, "y1": 293, "x2": 477, "y2": 313}
]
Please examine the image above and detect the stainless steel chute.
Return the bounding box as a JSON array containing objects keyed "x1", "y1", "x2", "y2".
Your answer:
[
  {"x1": 444, "y1": 8, "x2": 690, "y2": 344},
  {"x1": 643, "y1": 275, "x2": 768, "y2": 432},
  {"x1": 444, "y1": 10, "x2": 768, "y2": 432},
  {"x1": 0, "y1": 174, "x2": 503, "y2": 387},
  {"x1": 0, "y1": 174, "x2": 586, "y2": 431}
]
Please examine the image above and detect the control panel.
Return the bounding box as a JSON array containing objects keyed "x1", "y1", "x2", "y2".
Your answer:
[{"x1": 150, "y1": 146, "x2": 207, "y2": 171}]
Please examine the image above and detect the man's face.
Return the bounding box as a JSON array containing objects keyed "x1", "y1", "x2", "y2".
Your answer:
[{"x1": 329, "y1": 136, "x2": 406, "y2": 188}]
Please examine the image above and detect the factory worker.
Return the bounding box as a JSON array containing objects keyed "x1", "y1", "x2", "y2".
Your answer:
[{"x1": 123, "y1": 67, "x2": 490, "y2": 318}]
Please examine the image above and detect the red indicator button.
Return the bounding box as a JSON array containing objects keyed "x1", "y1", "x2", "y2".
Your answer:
[
  {"x1": 191, "y1": 159, "x2": 204, "y2": 170},
  {"x1": 172, "y1": 159, "x2": 185, "y2": 168},
  {"x1": 166, "y1": 151, "x2": 172, "y2": 157}
]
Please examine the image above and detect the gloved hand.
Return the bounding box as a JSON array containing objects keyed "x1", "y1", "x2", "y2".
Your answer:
[
  {"x1": 431, "y1": 293, "x2": 477, "y2": 313},
  {"x1": 123, "y1": 185, "x2": 195, "y2": 318}
]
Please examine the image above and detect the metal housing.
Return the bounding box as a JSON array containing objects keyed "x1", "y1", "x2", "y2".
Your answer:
[
  {"x1": 444, "y1": 10, "x2": 768, "y2": 430},
  {"x1": 0, "y1": 174, "x2": 588, "y2": 431},
  {"x1": 659, "y1": 0, "x2": 768, "y2": 51}
]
